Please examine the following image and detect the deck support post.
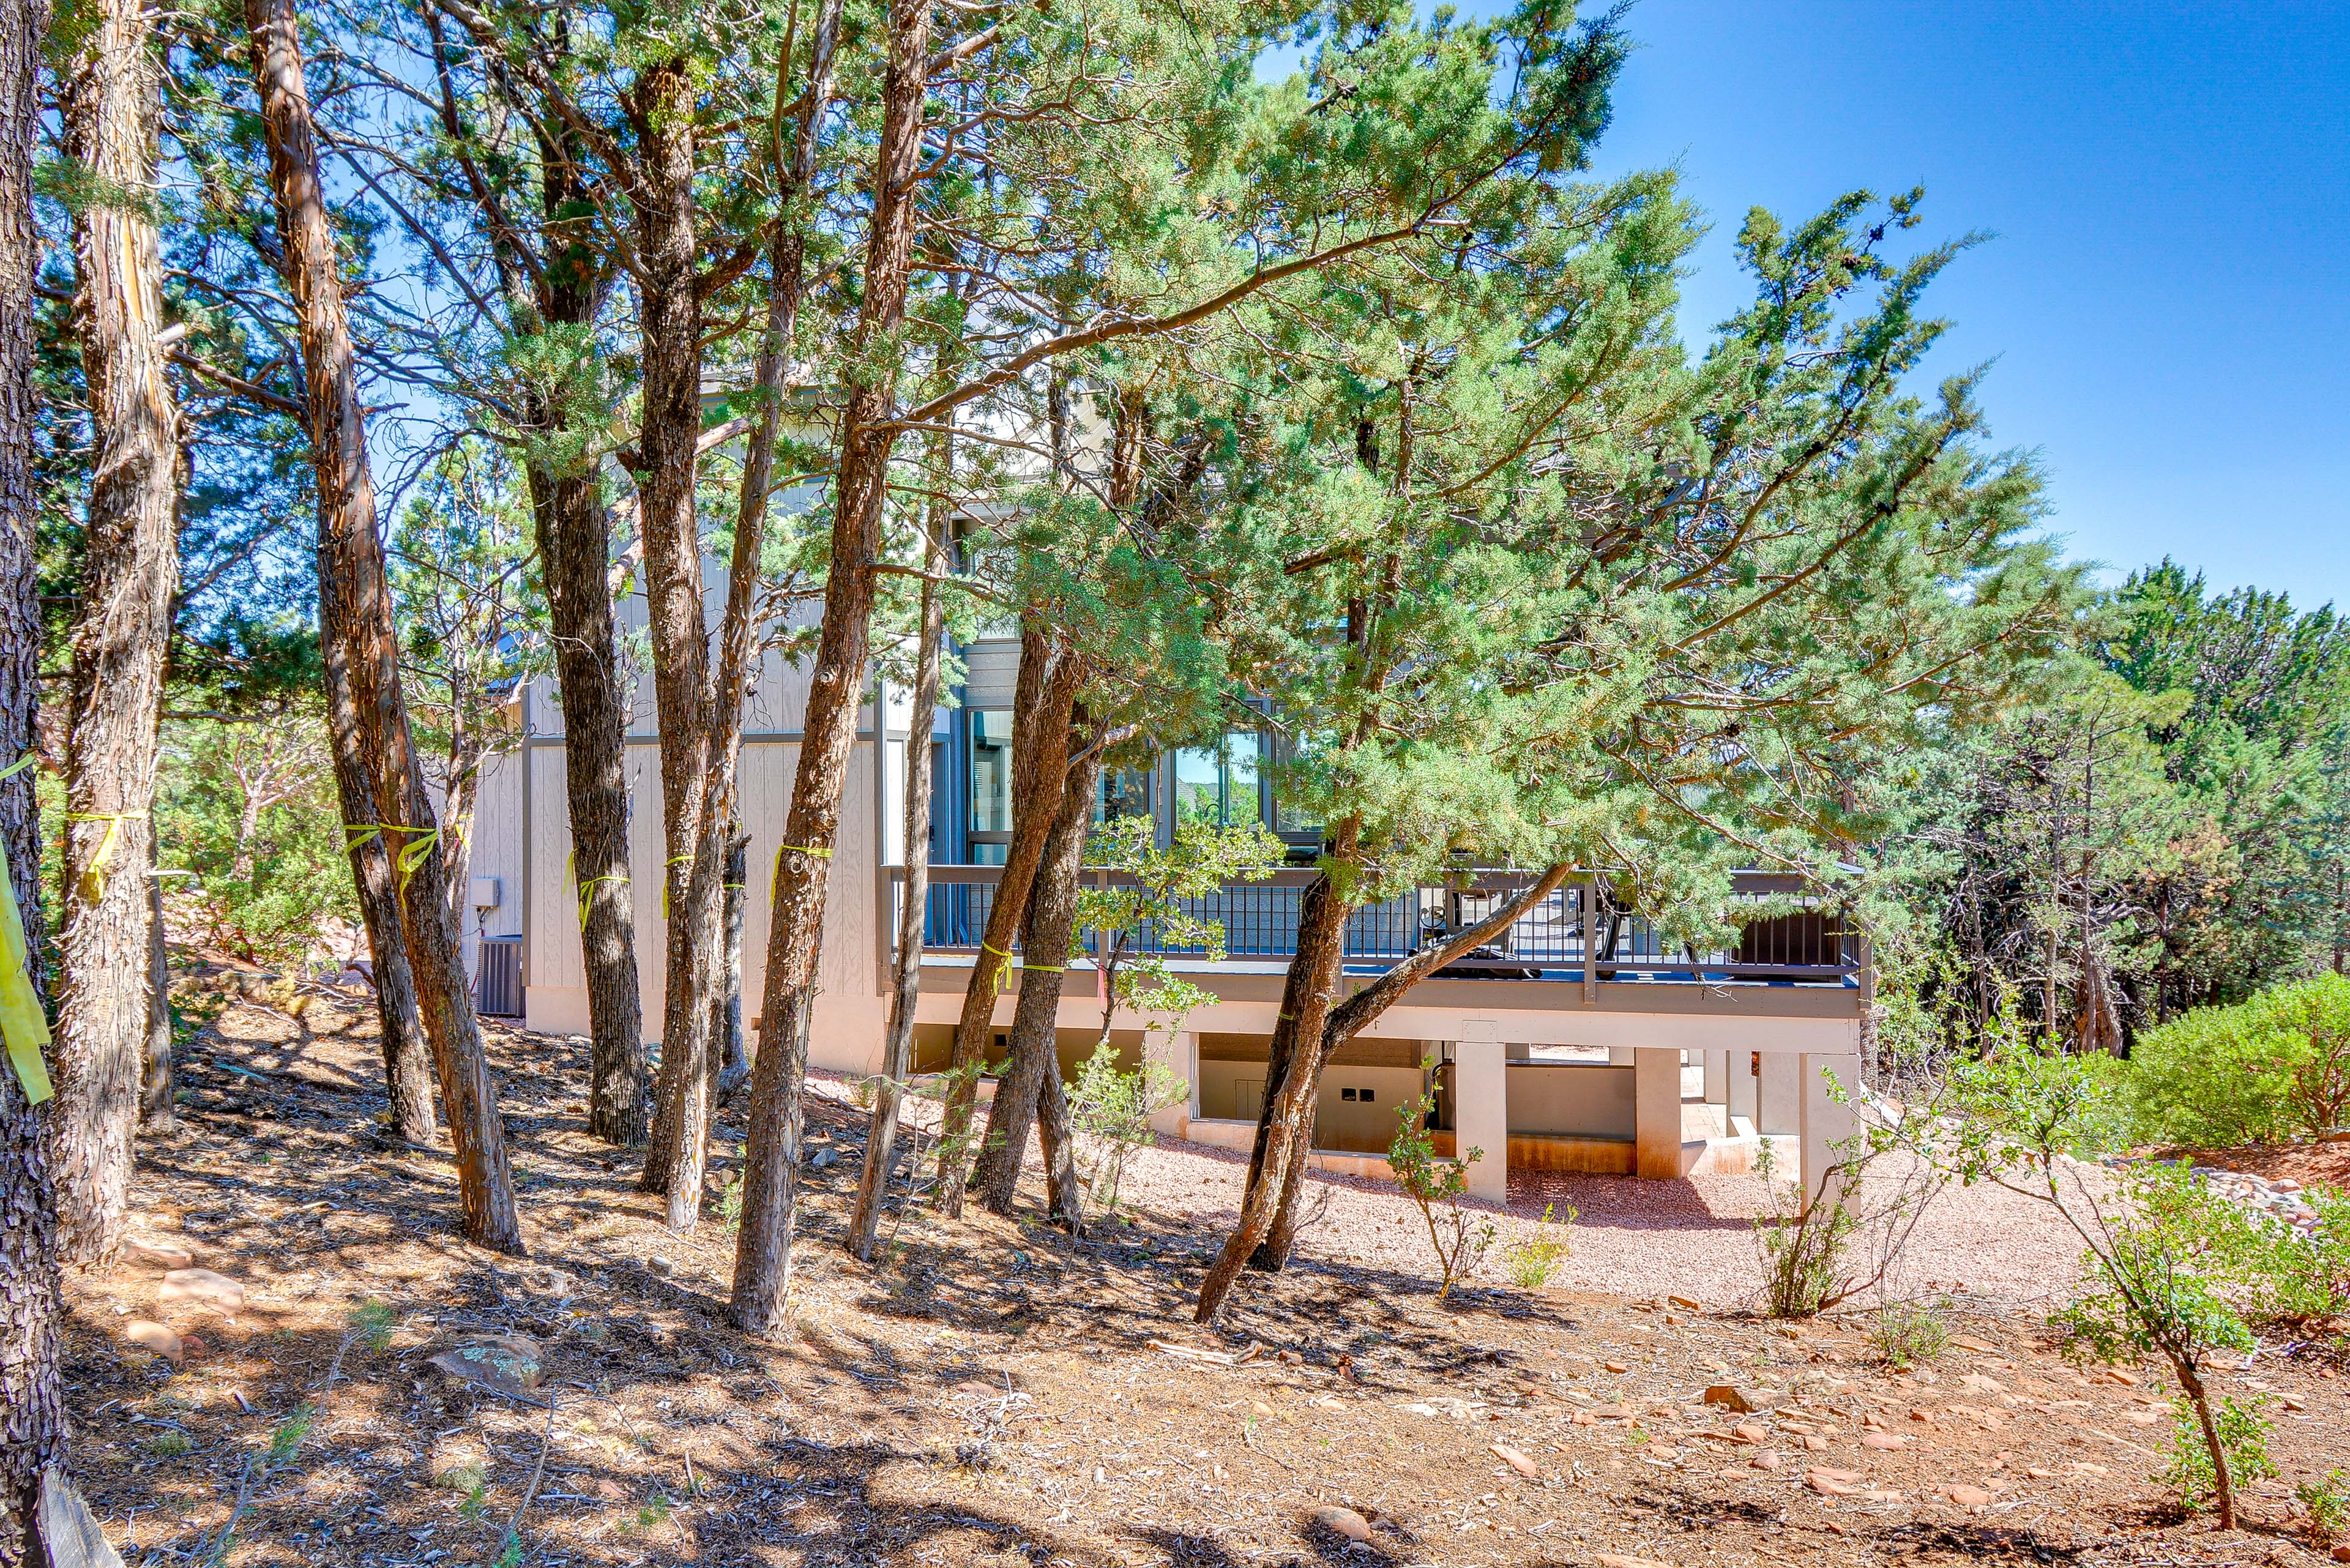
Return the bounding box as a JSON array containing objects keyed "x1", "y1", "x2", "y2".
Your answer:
[
  {"x1": 1799, "y1": 1051, "x2": 1862, "y2": 1209},
  {"x1": 1633, "y1": 1047, "x2": 1684, "y2": 1179},
  {"x1": 1148, "y1": 1029, "x2": 1195, "y2": 1139},
  {"x1": 1452, "y1": 1026, "x2": 1509, "y2": 1203}
]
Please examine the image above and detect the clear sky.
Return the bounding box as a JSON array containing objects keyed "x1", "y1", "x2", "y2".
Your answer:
[{"x1": 1573, "y1": 0, "x2": 2350, "y2": 611}]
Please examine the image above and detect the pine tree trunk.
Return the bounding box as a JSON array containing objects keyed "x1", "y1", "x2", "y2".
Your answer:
[
  {"x1": 140, "y1": 836, "x2": 170, "y2": 1128},
  {"x1": 0, "y1": 0, "x2": 69, "y2": 1533},
  {"x1": 316, "y1": 567, "x2": 437, "y2": 1145},
  {"x1": 522, "y1": 122, "x2": 645, "y2": 1149},
  {"x1": 975, "y1": 749, "x2": 1096, "y2": 1216},
  {"x1": 936, "y1": 625, "x2": 1080, "y2": 1214},
  {"x1": 712, "y1": 831, "x2": 748, "y2": 1096},
  {"x1": 629, "y1": 54, "x2": 720, "y2": 1226},
  {"x1": 49, "y1": 0, "x2": 179, "y2": 1267},
  {"x1": 248, "y1": 0, "x2": 520, "y2": 1252},
  {"x1": 533, "y1": 463, "x2": 646, "y2": 1146},
  {"x1": 1201, "y1": 862, "x2": 1573, "y2": 1318},
  {"x1": 1034, "y1": 1039, "x2": 1084, "y2": 1233},
  {"x1": 849, "y1": 564, "x2": 941, "y2": 1260},
  {"x1": 1201, "y1": 864, "x2": 1352, "y2": 1313},
  {"x1": 730, "y1": 0, "x2": 931, "y2": 1334}
]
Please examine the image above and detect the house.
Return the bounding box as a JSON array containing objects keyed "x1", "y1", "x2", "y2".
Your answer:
[{"x1": 466, "y1": 569, "x2": 1873, "y2": 1204}]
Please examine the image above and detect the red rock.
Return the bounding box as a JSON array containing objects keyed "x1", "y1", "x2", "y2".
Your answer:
[
  {"x1": 1807, "y1": 1470, "x2": 1859, "y2": 1496},
  {"x1": 123, "y1": 1236, "x2": 193, "y2": 1271},
  {"x1": 1802, "y1": 1435, "x2": 1830, "y2": 1452},
  {"x1": 1862, "y1": 1432, "x2": 1908, "y2": 1451},
  {"x1": 1311, "y1": 1506, "x2": 1371, "y2": 1543},
  {"x1": 1490, "y1": 1443, "x2": 1541, "y2": 1479},
  {"x1": 1731, "y1": 1422, "x2": 1769, "y2": 1445},
  {"x1": 1750, "y1": 1450, "x2": 1783, "y2": 1471},
  {"x1": 1941, "y1": 1483, "x2": 1994, "y2": 1508},
  {"x1": 158, "y1": 1269, "x2": 244, "y2": 1312},
  {"x1": 1706, "y1": 1384, "x2": 1777, "y2": 1414},
  {"x1": 122, "y1": 1320, "x2": 181, "y2": 1365},
  {"x1": 1597, "y1": 1555, "x2": 1676, "y2": 1568}
]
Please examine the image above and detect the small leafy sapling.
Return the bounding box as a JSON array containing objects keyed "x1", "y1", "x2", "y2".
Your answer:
[
  {"x1": 1950, "y1": 1049, "x2": 2272, "y2": 1529},
  {"x1": 1075, "y1": 815, "x2": 1286, "y2": 1055},
  {"x1": 1388, "y1": 1072, "x2": 1495, "y2": 1302},
  {"x1": 1064, "y1": 1042, "x2": 1187, "y2": 1211}
]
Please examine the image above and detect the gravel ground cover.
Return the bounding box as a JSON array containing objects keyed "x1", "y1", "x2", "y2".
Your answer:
[
  {"x1": 1086, "y1": 1121, "x2": 2089, "y2": 1316},
  {"x1": 53, "y1": 987, "x2": 2347, "y2": 1568}
]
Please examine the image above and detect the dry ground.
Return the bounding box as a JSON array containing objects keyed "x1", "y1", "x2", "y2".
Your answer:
[{"x1": 56, "y1": 982, "x2": 2350, "y2": 1568}]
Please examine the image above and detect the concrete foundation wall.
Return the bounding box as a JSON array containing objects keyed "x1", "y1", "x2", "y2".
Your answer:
[{"x1": 1502, "y1": 1063, "x2": 1635, "y2": 1139}]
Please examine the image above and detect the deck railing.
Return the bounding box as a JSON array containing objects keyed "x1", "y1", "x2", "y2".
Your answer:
[{"x1": 899, "y1": 865, "x2": 1862, "y2": 985}]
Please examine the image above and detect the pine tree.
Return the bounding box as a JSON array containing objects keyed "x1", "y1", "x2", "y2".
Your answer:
[{"x1": 47, "y1": 0, "x2": 182, "y2": 1266}]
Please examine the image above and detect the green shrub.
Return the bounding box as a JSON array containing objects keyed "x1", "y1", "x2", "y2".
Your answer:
[
  {"x1": 2158, "y1": 1396, "x2": 2275, "y2": 1514},
  {"x1": 2299, "y1": 1470, "x2": 2350, "y2": 1544},
  {"x1": 1065, "y1": 1042, "x2": 1187, "y2": 1212},
  {"x1": 2223, "y1": 1184, "x2": 2350, "y2": 1326},
  {"x1": 1868, "y1": 1297, "x2": 1953, "y2": 1368},
  {"x1": 2127, "y1": 974, "x2": 2350, "y2": 1146},
  {"x1": 1499, "y1": 1203, "x2": 1575, "y2": 1289}
]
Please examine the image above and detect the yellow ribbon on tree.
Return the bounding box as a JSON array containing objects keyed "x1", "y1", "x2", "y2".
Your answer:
[
  {"x1": 343, "y1": 823, "x2": 439, "y2": 898},
  {"x1": 577, "y1": 875, "x2": 628, "y2": 930},
  {"x1": 767, "y1": 842, "x2": 835, "y2": 902},
  {"x1": 980, "y1": 939, "x2": 1014, "y2": 997},
  {"x1": 661, "y1": 854, "x2": 692, "y2": 920},
  {"x1": 567, "y1": 849, "x2": 629, "y2": 928},
  {"x1": 0, "y1": 756, "x2": 53, "y2": 1103},
  {"x1": 63, "y1": 808, "x2": 147, "y2": 902}
]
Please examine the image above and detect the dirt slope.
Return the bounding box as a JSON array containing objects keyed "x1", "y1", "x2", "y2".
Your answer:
[{"x1": 55, "y1": 992, "x2": 2350, "y2": 1567}]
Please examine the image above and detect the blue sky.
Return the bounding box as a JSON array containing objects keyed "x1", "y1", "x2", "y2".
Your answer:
[{"x1": 1569, "y1": 1, "x2": 2350, "y2": 610}]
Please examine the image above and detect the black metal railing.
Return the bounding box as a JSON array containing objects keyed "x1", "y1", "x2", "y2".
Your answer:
[{"x1": 907, "y1": 866, "x2": 1860, "y2": 985}]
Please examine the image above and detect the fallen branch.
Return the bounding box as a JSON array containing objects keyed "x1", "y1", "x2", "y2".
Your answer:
[
  {"x1": 493, "y1": 1389, "x2": 558, "y2": 1564},
  {"x1": 1147, "y1": 1338, "x2": 1265, "y2": 1367}
]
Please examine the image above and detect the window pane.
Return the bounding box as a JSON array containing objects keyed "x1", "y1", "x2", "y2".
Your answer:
[
  {"x1": 1226, "y1": 733, "x2": 1263, "y2": 827},
  {"x1": 1174, "y1": 749, "x2": 1220, "y2": 827},
  {"x1": 1097, "y1": 767, "x2": 1151, "y2": 824},
  {"x1": 970, "y1": 709, "x2": 1012, "y2": 835},
  {"x1": 1270, "y1": 731, "x2": 1319, "y2": 833}
]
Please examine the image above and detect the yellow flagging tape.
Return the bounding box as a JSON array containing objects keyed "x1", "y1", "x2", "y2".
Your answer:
[
  {"x1": 0, "y1": 783, "x2": 53, "y2": 1103},
  {"x1": 63, "y1": 809, "x2": 146, "y2": 902},
  {"x1": 980, "y1": 939, "x2": 1014, "y2": 998},
  {"x1": 662, "y1": 854, "x2": 690, "y2": 920},
  {"x1": 567, "y1": 849, "x2": 630, "y2": 929},
  {"x1": 576, "y1": 875, "x2": 628, "y2": 930},
  {"x1": 343, "y1": 823, "x2": 439, "y2": 898},
  {"x1": 1019, "y1": 961, "x2": 1066, "y2": 974},
  {"x1": 766, "y1": 843, "x2": 834, "y2": 903}
]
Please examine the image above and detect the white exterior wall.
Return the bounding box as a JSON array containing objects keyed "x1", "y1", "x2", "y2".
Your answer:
[{"x1": 479, "y1": 530, "x2": 902, "y2": 1070}]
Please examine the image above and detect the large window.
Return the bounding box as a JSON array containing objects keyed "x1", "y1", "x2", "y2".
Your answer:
[
  {"x1": 1096, "y1": 767, "x2": 1152, "y2": 825},
  {"x1": 968, "y1": 709, "x2": 1012, "y2": 864},
  {"x1": 1173, "y1": 733, "x2": 1263, "y2": 829}
]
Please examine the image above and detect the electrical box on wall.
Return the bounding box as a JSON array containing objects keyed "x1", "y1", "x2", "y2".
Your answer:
[{"x1": 470, "y1": 877, "x2": 501, "y2": 911}]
